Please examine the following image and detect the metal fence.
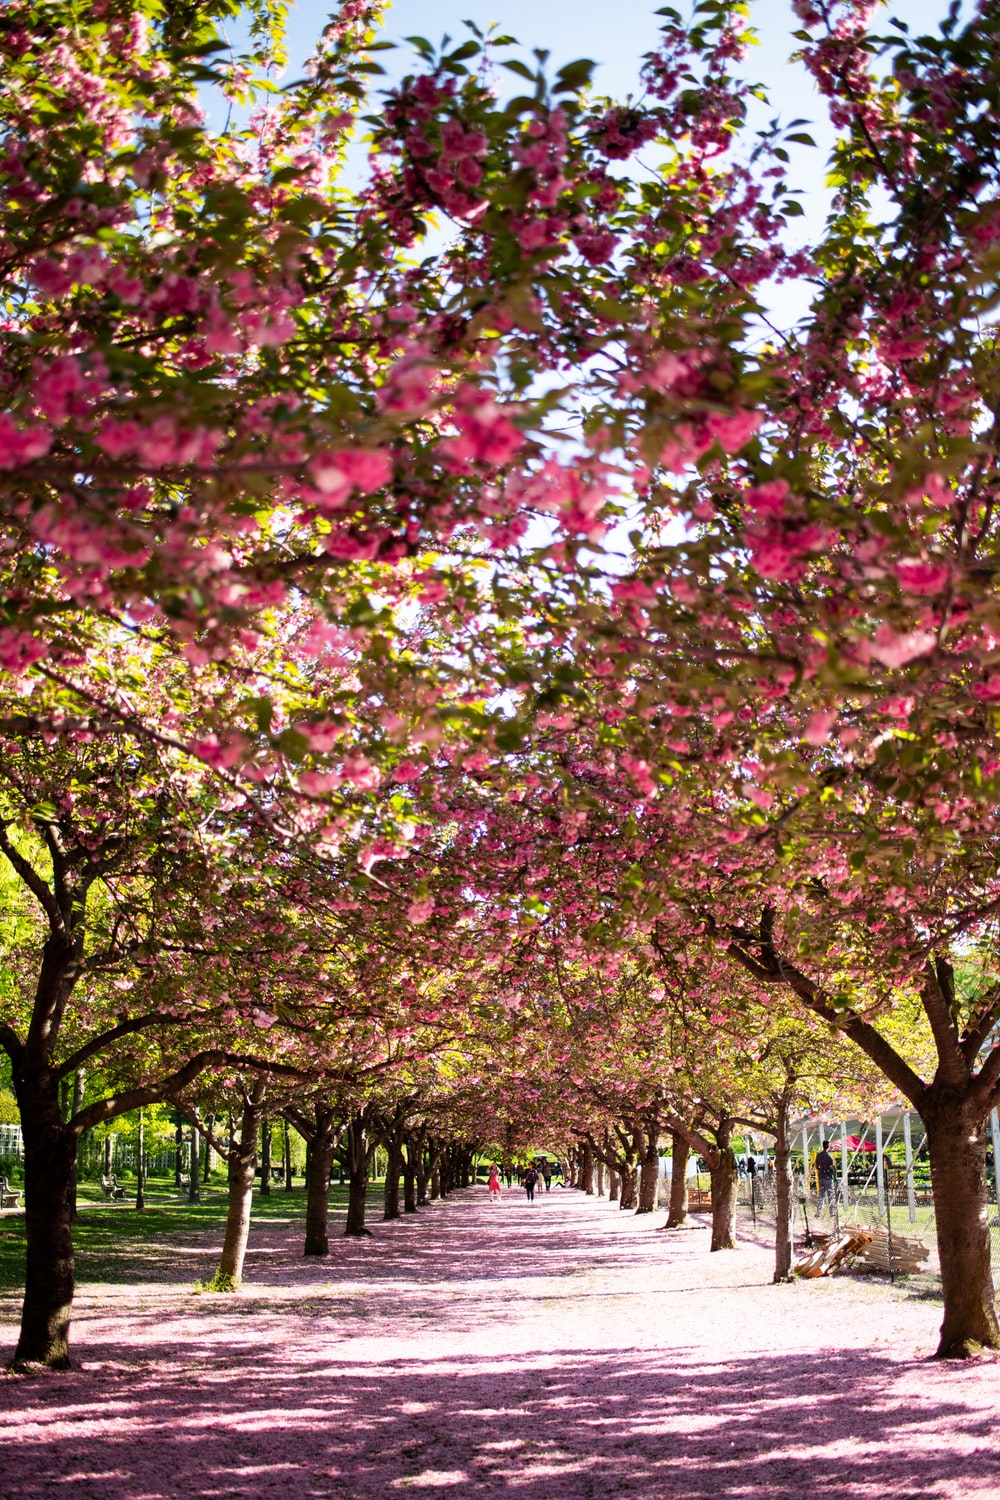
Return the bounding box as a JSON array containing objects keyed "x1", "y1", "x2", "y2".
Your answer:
[
  {"x1": 654, "y1": 1110, "x2": 1000, "y2": 1294},
  {"x1": 731, "y1": 1111, "x2": 1000, "y2": 1292}
]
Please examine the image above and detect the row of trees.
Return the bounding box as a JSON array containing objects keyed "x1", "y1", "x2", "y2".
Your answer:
[{"x1": 4, "y1": 0, "x2": 1000, "y2": 1366}]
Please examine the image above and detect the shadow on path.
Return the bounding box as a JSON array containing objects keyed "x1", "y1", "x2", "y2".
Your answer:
[{"x1": 0, "y1": 1189, "x2": 993, "y2": 1499}]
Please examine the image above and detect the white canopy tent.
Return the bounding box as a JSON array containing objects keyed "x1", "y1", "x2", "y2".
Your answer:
[{"x1": 788, "y1": 1106, "x2": 1000, "y2": 1223}]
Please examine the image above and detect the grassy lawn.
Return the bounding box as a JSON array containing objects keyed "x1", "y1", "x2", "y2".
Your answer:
[{"x1": 0, "y1": 1176, "x2": 384, "y2": 1293}]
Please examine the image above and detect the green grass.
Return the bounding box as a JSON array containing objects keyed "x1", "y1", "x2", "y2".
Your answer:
[{"x1": 0, "y1": 1176, "x2": 382, "y2": 1293}]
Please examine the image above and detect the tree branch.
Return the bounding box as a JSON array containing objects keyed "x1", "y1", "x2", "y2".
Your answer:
[
  {"x1": 0, "y1": 822, "x2": 61, "y2": 930},
  {"x1": 56, "y1": 1011, "x2": 195, "y2": 1081}
]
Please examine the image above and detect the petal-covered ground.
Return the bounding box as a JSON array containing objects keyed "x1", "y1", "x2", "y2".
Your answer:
[{"x1": 2, "y1": 1187, "x2": 999, "y2": 1499}]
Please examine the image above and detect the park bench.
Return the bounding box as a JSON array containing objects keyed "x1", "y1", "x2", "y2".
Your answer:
[
  {"x1": 0, "y1": 1175, "x2": 21, "y2": 1209},
  {"x1": 100, "y1": 1174, "x2": 126, "y2": 1199}
]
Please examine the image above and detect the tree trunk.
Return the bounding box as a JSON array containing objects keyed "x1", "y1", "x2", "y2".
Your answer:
[
  {"x1": 135, "y1": 1108, "x2": 146, "y2": 1213},
  {"x1": 203, "y1": 1115, "x2": 213, "y2": 1183},
  {"x1": 708, "y1": 1141, "x2": 739, "y2": 1252},
  {"x1": 608, "y1": 1168, "x2": 619, "y2": 1202},
  {"x1": 303, "y1": 1129, "x2": 337, "y2": 1256},
  {"x1": 216, "y1": 1097, "x2": 261, "y2": 1287},
  {"x1": 773, "y1": 1108, "x2": 794, "y2": 1283},
  {"x1": 174, "y1": 1115, "x2": 184, "y2": 1189},
  {"x1": 344, "y1": 1114, "x2": 371, "y2": 1237},
  {"x1": 403, "y1": 1142, "x2": 418, "y2": 1213},
  {"x1": 187, "y1": 1121, "x2": 200, "y2": 1203},
  {"x1": 618, "y1": 1164, "x2": 638, "y2": 1210},
  {"x1": 384, "y1": 1120, "x2": 403, "y2": 1221},
  {"x1": 12, "y1": 1075, "x2": 78, "y2": 1367},
  {"x1": 581, "y1": 1141, "x2": 595, "y2": 1195},
  {"x1": 416, "y1": 1145, "x2": 430, "y2": 1206},
  {"x1": 924, "y1": 1096, "x2": 1000, "y2": 1357},
  {"x1": 636, "y1": 1126, "x2": 659, "y2": 1213},
  {"x1": 283, "y1": 1119, "x2": 293, "y2": 1190},
  {"x1": 68, "y1": 1068, "x2": 84, "y2": 1223},
  {"x1": 260, "y1": 1117, "x2": 271, "y2": 1197},
  {"x1": 430, "y1": 1145, "x2": 442, "y2": 1201},
  {"x1": 665, "y1": 1131, "x2": 689, "y2": 1227},
  {"x1": 596, "y1": 1159, "x2": 605, "y2": 1197}
]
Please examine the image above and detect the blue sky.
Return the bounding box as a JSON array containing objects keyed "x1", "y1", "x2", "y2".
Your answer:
[
  {"x1": 280, "y1": 1, "x2": 968, "y2": 131},
  {"x1": 271, "y1": 0, "x2": 968, "y2": 254}
]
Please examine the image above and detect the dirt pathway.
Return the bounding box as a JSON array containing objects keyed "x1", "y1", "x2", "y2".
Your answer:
[{"x1": 2, "y1": 1186, "x2": 1000, "y2": 1498}]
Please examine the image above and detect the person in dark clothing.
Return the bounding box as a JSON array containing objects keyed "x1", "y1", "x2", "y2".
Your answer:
[
  {"x1": 523, "y1": 1167, "x2": 538, "y2": 1202},
  {"x1": 815, "y1": 1140, "x2": 836, "y2": 1213}
]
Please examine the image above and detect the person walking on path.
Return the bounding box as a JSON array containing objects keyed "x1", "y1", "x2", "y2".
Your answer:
[
  {"x1": 816, "y1": 1140, "x2": 837, "y2": 1215},
  {"x1": 487, "y1": 1166, "x2": 503, "y2": 1203},
  {"x1": 523, "y1": 1166, "x2": 538, "y2": 1203}
]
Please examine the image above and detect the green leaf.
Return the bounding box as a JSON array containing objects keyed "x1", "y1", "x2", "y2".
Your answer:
[{"x1": 501, "y1": 59, "x2": 537, "y2": 81}]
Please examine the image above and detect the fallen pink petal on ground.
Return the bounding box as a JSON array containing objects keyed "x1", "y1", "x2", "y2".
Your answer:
[{"x1": 2, "y1": 1189, "x2": 999, "y2": 1499}]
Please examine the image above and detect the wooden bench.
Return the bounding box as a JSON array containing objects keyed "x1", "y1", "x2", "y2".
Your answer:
[
  {"x1": 0, "y1": 1175, "x2": 21, "y2": 1209},
  {"x1": 100, "y1": 1174, "x2": 126, "y2": 1199}
]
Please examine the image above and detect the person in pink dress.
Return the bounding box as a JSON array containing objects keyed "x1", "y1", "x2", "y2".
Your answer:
[{"x1": 487, "y1": 1166, "x2": 502, "y2": 1203}]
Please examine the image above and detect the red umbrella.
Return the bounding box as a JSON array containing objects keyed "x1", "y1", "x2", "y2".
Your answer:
[{"x1": 830, "y1": 1135, "x2": 877, "y2": 1151}]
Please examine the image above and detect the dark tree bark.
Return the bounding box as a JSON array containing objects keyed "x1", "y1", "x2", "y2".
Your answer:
[
  {"x1": 708, "y1": 1141, "x2": 740, "y2": 1251},
  {"x1": 383, "y1": 1108, "x2": 405, "y2": 1221},
  {"x1": 608, "y1": 1168, "x2": 619, "y2": 1202},
  {"x1": 924, "y1": 1095, "x2": 999, "y2": 1356},
  {"x1": 593, "y1": 1122, "x2": 641, "y2": 1211},
  {"x1": 663, "y1": 1111, "x2": 738, "y2": 1250},
  {"x1": 68, "y1": 1068, "x2": 84, "y2": 1223},
  {"x1": 216, "y1": 1094, "x2": 262, "y2": 1287},
  {"x1": 135, "y1": 1108, "x2": 145, "y2": 1213},
  {"x1": 283, "y1": 1119, "x2": 293, "y2": 1190},
  {"x1": 581, "y1": 1140, "x2": 595, "y2": 1195},
  {"x1": 415, "y1": 1132, "x2": 430, "y2": 1206},
  {"x1": 403, "y1": 1137, "x2": 418, "y2": 1213},
  {"x1": 279, "y1": 1105, "x2": 343, "y2": 1257},
  {"x1": 773, "y1": 1100, "x2": 795, "y2": 1283},
  {"x1": 187, "y1": 1120, "x2": 200, "y2": 1203},
  {"x1": 727, "y1": 926, "x2": 1000, "y2": 1354},
  {"x1": 665, "y1": 1131, "x2": 689, "y2": 1228},
  {"x1": 259, "y1": 1117, "x2": 271, "y2": 1197},
  {"x1": 174, "y1": 1114, "x2": 184, "y2": 1189},
  {"x1": 344, "y1": 1112, "x2": 373, "y2": 1237},
  {"x1": 12, "y1": 1071, "x2": 77, "y2": 1368},
  {"x1": 619, "y1": 1164, "x2": 638, "y2": 1210},
  {"x1": 636, "y1": 1117, "x2": 660, "y2": 1213}
]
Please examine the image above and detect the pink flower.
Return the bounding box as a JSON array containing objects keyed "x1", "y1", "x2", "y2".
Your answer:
[
  {"x1": 310, "y1": 447, "x2": 392, "y2": 499},
  {"x1": 189, "y1": 735, "x2": 246, "y2": 768},
  {"x1": 393, "y1": 760, "x2": 422, "y2": 782},
  {"x1": 745, "y1": 479, "x2": 790, "y2": 518},
  {"x1": 892, "y1": 559, "x2": 950, "y2": 595},
  {"x1": 804, "y1": 710, "x2": 838, "y2": 746},
  {"x1": 0, "y1": 628, "x2": 46, "y2": 672},
  {"x1": 869, "y1": 626, "x2": 937, "y2": 668},
  {"x1": 295, "y1": 721, "x2": 344, "y2": 752},
  {"x1": 341, "y1": 755, "x2": 380, "y2": 789},
  {"x1": 406, "y1": 898, "x2": 435, "y2": 924},
  {"x1": 0, "y1": 413, "x2": 52, "y2": 469},
  {"x1": 705, "y1": 408, "x2": 762, "y2": 453}
]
